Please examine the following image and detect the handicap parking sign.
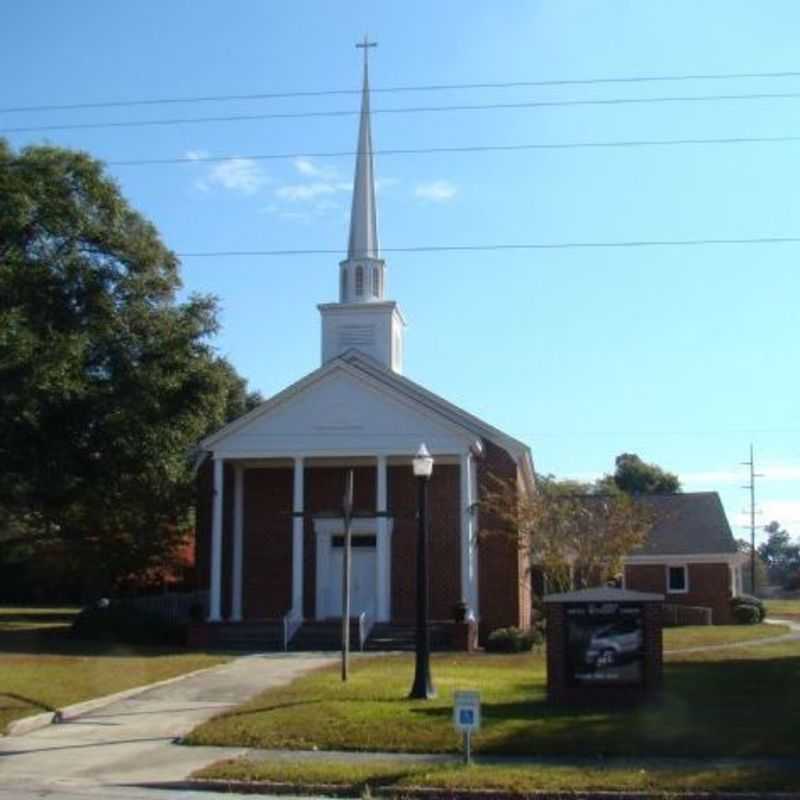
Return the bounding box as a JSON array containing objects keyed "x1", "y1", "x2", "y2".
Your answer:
[{"x1": 453, "y1": 690, "x2": 480, "y2": 732}]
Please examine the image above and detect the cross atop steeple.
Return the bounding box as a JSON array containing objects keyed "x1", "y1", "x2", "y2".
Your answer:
[{"x1": 355, "y1": 35, "x2": 377, "y2": 61}]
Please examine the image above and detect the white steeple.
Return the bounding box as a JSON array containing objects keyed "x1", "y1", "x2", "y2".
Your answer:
[
  {"x1": 318, "y1": 38, "x2": 406, "y2": 373},
  {"x1": 347, "y1": 40, "x2": 379, "y2": 261}
]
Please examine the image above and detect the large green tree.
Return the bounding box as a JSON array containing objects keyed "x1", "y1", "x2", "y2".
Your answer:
[
  {"x1": 0, "y1": 141, "x2": 258, "y2": 593},
  {"x1": 596, "y1": 452, "x2": 682, "y2": 495}
]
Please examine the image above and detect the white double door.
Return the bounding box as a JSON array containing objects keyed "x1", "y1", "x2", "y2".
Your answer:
[{"x1": 328, "y1": 540, "x2": 377, "y2": 618}]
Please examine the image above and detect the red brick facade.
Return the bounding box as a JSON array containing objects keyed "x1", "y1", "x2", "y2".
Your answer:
[
  {"x1": 195, "y1": 441, "x2": 530, "y2": 634},
  {"x1": 624, "y1": 562, "x2": 734, "y2": 624}
]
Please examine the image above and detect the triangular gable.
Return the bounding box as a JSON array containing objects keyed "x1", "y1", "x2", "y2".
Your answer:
[{"x1": 201, "y1": 357, "x2": 483, "y2": 459}]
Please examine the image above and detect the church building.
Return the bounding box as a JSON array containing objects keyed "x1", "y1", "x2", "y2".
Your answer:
[{"x1": 194, "y1": 47, "x2": 535, "y2": 648}]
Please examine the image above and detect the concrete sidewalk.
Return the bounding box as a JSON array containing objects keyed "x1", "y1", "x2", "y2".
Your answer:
[{"x1": 0, "y1": 652, "x2": 334, "y2": 794}]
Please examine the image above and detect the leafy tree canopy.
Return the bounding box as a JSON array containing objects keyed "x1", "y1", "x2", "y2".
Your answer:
[
  {"x1": 598, "y1": 452, "x2": 682, "y2": 495},
  {"x1": 0, "y1": 140, "x2": 260, "y2": 593}
]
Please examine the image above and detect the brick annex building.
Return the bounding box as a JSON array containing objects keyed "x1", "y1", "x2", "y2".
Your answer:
[{"x1": 194, "y1": 49, "x2": 534, "y2": 647}]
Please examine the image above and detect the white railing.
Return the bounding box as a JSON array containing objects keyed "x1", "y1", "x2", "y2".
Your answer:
[
  {"x1": 283, "y1": 613, "x2": 302, "y2": 651},
  {"x1": 357, "y1": 611, "x2": 374, "y2": 652}
]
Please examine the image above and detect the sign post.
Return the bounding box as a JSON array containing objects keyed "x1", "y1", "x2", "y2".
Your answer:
[{"x1": 453, "y1": 690, "x2": 480, "y2": 764}]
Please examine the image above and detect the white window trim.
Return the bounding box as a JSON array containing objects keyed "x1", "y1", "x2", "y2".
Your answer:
[{"x1": 665, "y1": 563, "x2": 689, "y2": 594}]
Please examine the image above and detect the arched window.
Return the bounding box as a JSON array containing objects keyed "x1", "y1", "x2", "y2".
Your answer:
[
  {"x1": 340, "y1": 269, "x2": 348, "y2": 301},
  {"x1": 372, "y1": 266, "x2": 380, "y2": 297},
  {"x1": 355, "y1": 265, "x2": 364, "y2": 296}
]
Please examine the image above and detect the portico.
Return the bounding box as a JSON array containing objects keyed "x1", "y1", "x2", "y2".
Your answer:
[{"x1": 205, "y1": 449, "x2": 480, "y2": 626}]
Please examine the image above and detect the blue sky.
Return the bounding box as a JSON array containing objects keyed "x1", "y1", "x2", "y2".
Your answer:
[{"x1": 3, "y1": 1, "x2": 799, "y2": 545}]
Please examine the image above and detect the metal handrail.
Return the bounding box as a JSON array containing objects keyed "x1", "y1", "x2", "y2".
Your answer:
[{"x1": 357, "y1": 611, "x2": 375, "y2": 652}]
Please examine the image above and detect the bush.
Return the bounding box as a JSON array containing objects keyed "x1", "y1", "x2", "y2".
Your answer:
[
  {"x1": 485, "y1": 626, "x2": 541, "y2": 653},
  {"x1": 731, "y1": 594, "x2": 767, "y2": 622},
  {"x1": 733, "y1": 603, "x2": 761, "y2": 625},
  {"x1": 72, "y1": 601, "x2": 185, "y2": 646}
]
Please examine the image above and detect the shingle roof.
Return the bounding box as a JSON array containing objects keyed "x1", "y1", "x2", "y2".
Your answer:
[{"x1": 632, "y1": 492, "x2": 737, "y2": 556}]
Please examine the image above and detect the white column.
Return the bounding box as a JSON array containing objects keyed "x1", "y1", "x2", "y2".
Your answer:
[
  {"x1": 231, "y1": 465, "x2": 244, "y2": 621},
  {"x1": 376, "y1": 455, "x2": 390, "y2": 621},
  {"x1": 470, "y1": 454, "x2": 480, "y2": 616},
  {"x1": 291, "y1": 457, "x2": 304, "y2": 619},
  {"x1": 208, "y1": 457, "x2": 224, "y2": 622},
  {"x1": 460, "y1": 452, "x2": 476, "y2": 612}
]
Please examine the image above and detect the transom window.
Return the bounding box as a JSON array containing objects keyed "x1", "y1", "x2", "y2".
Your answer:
[
  {"x1": 332, "y1": 534, "x2": 376, "y2": 548},
  {"x1": 355, "y1": 265, "x2": 364, "y2": 296},
  {"x1": 667, "y1": 565, "x2": 688, "y2": 593}
]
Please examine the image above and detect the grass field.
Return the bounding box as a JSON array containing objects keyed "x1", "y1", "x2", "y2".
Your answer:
[
  {"x1": 195, "y1": 757, "x2": 800, "y2": 794},
  {"x1": 0, "y1": 606, "x2": 228, "y2": 734},
  {"x1": 663, "y1": 622, "x2": 788, "y2": 649},
  {"x1": 766, "y1": 597, "x2": 800, "y2": 619},
  {"x1": 187, "y1": 638, "x2": 800, "y2": 758}
]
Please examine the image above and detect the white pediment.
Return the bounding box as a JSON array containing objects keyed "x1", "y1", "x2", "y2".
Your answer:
[{"x1": 209, "y1": 363, "x2": 477, "y2": 458}]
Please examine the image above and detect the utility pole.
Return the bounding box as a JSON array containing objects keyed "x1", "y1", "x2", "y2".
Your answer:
[{"x1": 741, "y1": 444, "x2": 763, "y2": 595}]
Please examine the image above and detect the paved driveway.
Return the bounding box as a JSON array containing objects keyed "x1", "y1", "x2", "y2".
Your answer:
[{"x1": 0, "y1": 653, "x2": 334, "y2": 794}]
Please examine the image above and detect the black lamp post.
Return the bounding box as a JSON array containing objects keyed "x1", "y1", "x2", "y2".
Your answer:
[{"x1": 409, "y1": 443, "x2": 436, "y2": 700}]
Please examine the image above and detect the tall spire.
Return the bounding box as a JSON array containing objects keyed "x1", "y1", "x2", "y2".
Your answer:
[{"x1": 348, "y1": 37, "x2": 379, "y2": 260}]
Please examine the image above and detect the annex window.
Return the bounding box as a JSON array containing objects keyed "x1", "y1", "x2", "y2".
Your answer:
[
  {"x1": 666, "y1": 564, "x2": 688, "y2": 594},
  {"x1": 355, "y1": 265, "x2": 364, "y2": 296}
]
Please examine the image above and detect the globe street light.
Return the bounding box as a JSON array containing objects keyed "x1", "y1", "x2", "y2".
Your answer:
[{"x1": 409, "y1": 443, "x2": 436, "y2": 699}]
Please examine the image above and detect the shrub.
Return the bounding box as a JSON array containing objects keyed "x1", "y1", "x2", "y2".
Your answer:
[
  {"x1": 733, "y1": 603, "x2": 761, "y2": 625},
  {"x1": 731, "y1": 594, "x2": 767, "y2": 622},
  {"x1": 72, "y1": 601, "x2": 185, "y2": 646},
  {"x1": 485, "y1": 626, "x2": 541, "y2": 653}
]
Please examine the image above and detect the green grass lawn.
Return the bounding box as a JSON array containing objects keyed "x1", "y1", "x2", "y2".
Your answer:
[
  {"x1": 0, "y1": 606, "x2": 229, "y2": 734},
  {"x1": 195, "y1": 758, "x2": 800, "y2": 794},
  {"x1": 663, "y1": 622, "x2": 788, "y2": 649},
  {"x1": 187, "y1": 640, "x2": 800, "y2": 758},
  {"x1": 766, "y1": 597, "x2": 800, "y2": 619}
]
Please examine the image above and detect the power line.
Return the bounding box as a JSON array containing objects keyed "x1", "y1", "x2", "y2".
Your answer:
[
  {"x1": 8, "y1": 90, "x2": 800, "y2": 135},
  {"x1": 6, "y1": 134, "x2": 800, "y2": 171},
  {"x1": 5, "y1": 69, "x2": 800, "y2": 114},
  {"x1": 176, "y1": 236, "x2": 800, "y2": 258},
  {"x1": 76, "y1": 134, "x2": 800, "y2": 167}
]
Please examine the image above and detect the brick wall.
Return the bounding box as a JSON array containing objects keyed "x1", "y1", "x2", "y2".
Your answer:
[
  {"x1": 476, "y1": 439, "x2": 528, "y2": 638},
  {"x1": 243, "y1": 468, "x2": 292, "y2": 618},
  {"x1": 389, "y1": 464, "x2": 461, "y2": 623},
  {"x1": 625, "y1": 562, "x2": 734, "y2": 624}
]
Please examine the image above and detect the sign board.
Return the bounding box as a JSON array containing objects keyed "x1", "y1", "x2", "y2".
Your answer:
[
  {"x1": 565, "y1": 602, "x2": 645, "y2": 688},
  {"x1": 453, "y1": 690, "x2": 480, "y2": 732}
]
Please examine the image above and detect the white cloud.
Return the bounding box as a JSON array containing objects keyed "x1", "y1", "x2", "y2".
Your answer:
[
  {"x1": 184, "y1": 149, "x2": 209, "y2": 161},
  {"x1": 275, "y1": 182, "x2": 338, "y2": 202},
  {"x1": 734, "y1": 500, "x2": 800, "y2": 529},
  {"x1": 202, "y1": 158, "x2": 269, "y2": 195},
  {"x1": 681, "y1": 464, "x2": 800, "y2": 486},
  {"x1": 415, "y1": 180, "x2": 457, "y2": 203},
  {"x1": 291, "y1": 156, "x2": 340, "y2": 180}
]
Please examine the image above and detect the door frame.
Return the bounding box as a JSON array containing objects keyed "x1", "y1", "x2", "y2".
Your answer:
[{"x1": 313, "y1": 516, "x2": 393, "y2": 621}]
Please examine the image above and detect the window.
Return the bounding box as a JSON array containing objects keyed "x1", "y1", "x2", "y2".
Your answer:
[
  {"x1": 355, "y1": 265, "x2": 364, "y2": 296},
  {"x1": 372, "y1": 266, "x2": 380, "y2": 297},
  {"x1": 340, "y1": 269, "x2": 348, "y2": 301},
  {"x1": 666, "y1": 565, "x2": 688, "y2": 593}
]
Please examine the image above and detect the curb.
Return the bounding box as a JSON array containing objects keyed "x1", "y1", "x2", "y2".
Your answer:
[
  {"x1": 153, "y1": 780, "x2": 800, "y2": 800},
  {"x1": 5, "y1": 659, "x2": 235, "y2": 737}
]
